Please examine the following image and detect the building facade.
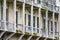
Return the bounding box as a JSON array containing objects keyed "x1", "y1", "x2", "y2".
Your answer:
[{"x1": 0, "y1": 0, "x2": 59, "y2": 40}]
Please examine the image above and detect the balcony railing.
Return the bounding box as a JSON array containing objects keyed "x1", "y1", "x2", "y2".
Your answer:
[
  {"x1": 33, "y1": 27, "x2": 37, "y2": 33},
  {"x1": 37, "y1": 28, "x2": 43, "y2": 36},
  {"x1": 54, "y1": 6, "x2": 59, "y2": 12},
  {"x1": 6, "y1": 22, "x2": 15, "y2": 32},
  {"x1": 33, "y1": 0, "x2": 41, "y2": 5},
  {"x1": 41, "y1": 2, "x2": 46, "y2": 8},
  {"x1": 0, "y1": 20, "x2": 5, "y2": 30},
  {"x1": 42, "y1": 31, "x2": 46, "y2": 37},
  {"x1": 37, "y1": 28, "x2": 39, "y2": 33},
  {"x1": 48, "y1": 31, "x2": 53, "y2": 38},
  {"x1": 16, "y1": 24, "x2": 23, "y2": 32},
  {"x1": 25, "y1": 0, "x2": 32, "y2": 4},
  {"x1": 25, "y1": 0, "x2": 41, "y2": 6},
  {"x1": 17, "y1": 0, "x2": 24, "y2": 2},
  {"x1": 41, "y1": 1, "x2": 59, "y2": 12},
  {"x1": 0, "y1": 20, "x2": 15, "y2": 32},
  {"x1": 55, "y1": 32, "x2": 59, "y2": 37},
  {"x1": 25, "y1": 26, "x2": 32, "y2": 34},
  {"x1": 16, "y1": 24, "x2": 57, "y2": 38},
  {"x1": 48, "y1": 4, "x2": 53, "y2": 11},
  {"x1": 48, "y1": 0, "x2": 52, "y2": 4}
]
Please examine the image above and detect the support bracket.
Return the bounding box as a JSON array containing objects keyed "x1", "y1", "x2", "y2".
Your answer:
[
  {"x1": 36, "y1": 36, "x2": 40, "y2": 40},
  {"x1": 6, "y1": 33, "x2": 15, "y2": 40},
  {"x1": 27, "y1": 35, "x2": 32, "y2": 40},
  {"x1": 18, "y1": 34, "x2": 24, "y2": 40},
  {"x1": 0, "y1": 31, "x2": 5, "y2": 38}
]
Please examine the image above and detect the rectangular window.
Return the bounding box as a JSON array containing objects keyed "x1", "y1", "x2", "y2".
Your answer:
[
  {"x1": 48, "y1": 20, "x2": 49, "y2": 35},
  {"x1": 16, "y1": 11, "x2": 18, "y2": 27},
  {"x1": 1, "y1": 1, "x2": 3, "y2": 20},
  {"x1": 51, "y1": 21, "x2": 53, "y2": 34},
  {"x1": 37, "y1": 29, "x2": 39, "y2": 33},
  {"x1": 28, "y1": 9, "x2": 31, "y2": 14},
  {"x1": 43, "y1": 19, "x2": 45, "y2": 32},
  {"x1": 6, "y1": 8, "x2": 8, "y2": 22},
  {"x1": 51, "y1": 21, "x2": 53, "y2": 31},
  {"x1": 25, "y1": 14, "x2": 26, "y2": 25},
  {"x1": 28, "y1": 15, "x2": 31, "y2": 26},
  {"x1": 55, "y1": 22, "x2": 57, "y2": 33},
  {"x1": 54, "y1": 6, "x2": 56, "y2": 11},
  {"x1": 37, "y1": 17, "x2": 39, "y2": 28},
  {"x1": 6, "y1": 8, "x2": 9, "y2": 26},
  {"x1": 33, "y1": 16, "x2": 35, "y2": 27}
]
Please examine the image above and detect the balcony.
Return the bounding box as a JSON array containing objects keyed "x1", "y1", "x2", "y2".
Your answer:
[
  {"x1": 6, "y1": 22, "x2": 15, "y2": 32},
  {"x1": 25, "y1": 0, "x2": 41, "y2": 7},
  {"x1": 33, "y1": 27, "x2": 37, "y2": 33},
  {"x1": 54, "y1": 6, "x2": 59, "y2": 13},
  {"x1": 16, "y1": 24, "x2": 23, "y2": 34},
  {"x1": 0, "y1": 20, "x2": 5, "y2": 31},
  {"x1": 37, "y1": 28, "x2": 43, "y2": 36},
  {"x1": 25, "y1": 26, "x2": 32, "y2": 35},
  {"x1": 48, "y1": 31, "x2": 53, "y2": 38},
  {"x1": 42, "y1": 31, "x2": 46, "y2": 37},
  {"x1": 41, "y1": 1, "x2": 59, "y2": 13},
  {"x1": 0, "y1": 20, "x2": 15, "y2": 32},
  {"x1": 48, "y1": 4, "x2": 53, "y2": 11},
  {"x1": 16, "y1": 24, "x2": 57, "y2": 38},
  {"x1": 17, "y1": 0, "x2": 24, "y2": 2},
  {"x1": 25, "y1": 0, "x2": 32, "y2": 4},
  {"x1": 41, "y1": 1, "x2": 46, "y2": 9},
  {"x1": 16, "y1": 25, "x2": 41, "y2": 36},
  {"x1": 48, "y1": 0, "x2": 52, "y2": 4},
  {"x1": 55, "y1": 32, "x2": 59, "y2": 37},
  {"x1": 33, "y1": 0, "x2": 41, "y2": 7}
]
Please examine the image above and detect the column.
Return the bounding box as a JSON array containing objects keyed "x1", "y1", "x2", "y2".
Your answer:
[
  {"x1": 36, "y1": 16, "x2": 37, "y2": 33},
  {"x1": 31, "y1": 2, "x2": 33, "y2": 35},
  {"x1": 45, "y1": 9, "x2": 48, "y2": 37},
  {"x1": 0, "y1": 2, "x2": 1, "y2": 20},
  {"x1": 53, "y1": 5, "x2": 55, "y2": 38},
  {"x1": 53, "y1": 12, "x2": 55, "y2": 38},
  {"x1": 0, "y1": 1, "x2": 1, "y2": 28},
  {"x1": 3, "y1": 0, "x2": 7, "y2": 30},
  {"x1": 14, "y1": 0, "x2": 16, "y2": 32},
  {"x1": 22, "y1": 3, "x2": 25, "y2": 34},
  {"x1": 58, "y1": 7, "x2": 60, "y2": 40},
  {"x1": 39, "y1": 8, "x2": 42, "y2": 36}
]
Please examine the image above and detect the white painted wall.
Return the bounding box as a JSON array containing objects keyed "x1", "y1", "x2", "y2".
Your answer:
[{"x1": 8, "y1": 3, "x2": 14, "y2": 23}]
